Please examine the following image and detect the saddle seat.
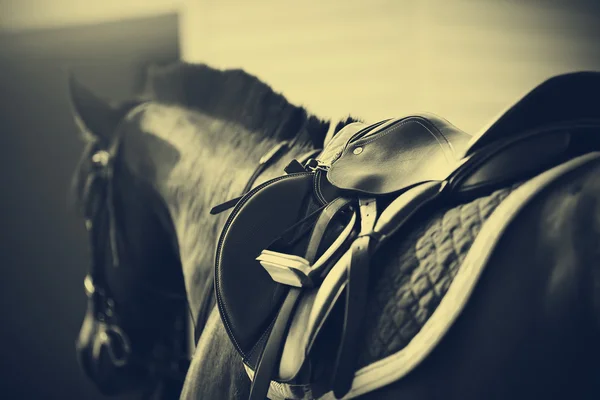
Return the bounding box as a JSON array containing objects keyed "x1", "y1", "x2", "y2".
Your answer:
[{"x1": 213, "y1": 72, "x2": 600, "y2": 400}]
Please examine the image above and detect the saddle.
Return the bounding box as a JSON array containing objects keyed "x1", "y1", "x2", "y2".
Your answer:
[{"x1": 214, "y1": 72, "x2": 600, "y2": 400}]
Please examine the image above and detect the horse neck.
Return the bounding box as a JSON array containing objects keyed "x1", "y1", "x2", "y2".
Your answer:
[{"x1": 125, "y1": 102, "x2": 318, "y2": 315}]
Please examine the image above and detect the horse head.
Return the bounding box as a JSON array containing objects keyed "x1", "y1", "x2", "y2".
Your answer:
[{"x1": 68, "y1": 74, "x2": 189, "y2": 396}]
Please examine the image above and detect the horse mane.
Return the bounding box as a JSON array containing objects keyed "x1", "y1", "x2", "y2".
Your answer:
[
  {"x1": 138, "y1": 61, "x2": 355, "y2": 148},
  {"x1": 70, "y1": 62, "x2": 359, "y2": 212}
]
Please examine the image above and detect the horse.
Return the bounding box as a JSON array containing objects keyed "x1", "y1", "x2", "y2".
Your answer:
[
  {"x1": 69, "y1": 61, "x2": 352, "y2": 399},
  {"x1": 68, "y1": 61, "x2": 600, "y2": 400}
]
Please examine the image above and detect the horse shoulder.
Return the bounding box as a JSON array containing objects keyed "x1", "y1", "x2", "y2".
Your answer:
[{"x1": 180, "y1": 307, "x2": 251, "y2": 400}]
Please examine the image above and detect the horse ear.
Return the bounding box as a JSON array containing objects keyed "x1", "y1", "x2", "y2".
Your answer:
[{"x1": 68, "y1": 73, "x2": 121, "y2": 143}]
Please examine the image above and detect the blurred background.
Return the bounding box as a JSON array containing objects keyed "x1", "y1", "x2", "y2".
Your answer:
[{"x1": 1, "y1": 0, "x2": 599, "y2": 398}]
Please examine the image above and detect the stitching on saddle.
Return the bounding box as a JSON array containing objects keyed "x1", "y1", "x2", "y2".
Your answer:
[
  {"x1": 356, "y1": 119, "x2": 412, "y2": 147},
  {"x1": 314, "y1": 170, "x2": 321, "y2": 203},
  {"x1": 425, "y1": 119, "x2": 454, "y2": 156},
  {"x1": 314, "y1": 170, "x2": 327, "y2": 205},
  {"x1": 346, "y1": 119, "x2": 453, "y2": 163}
]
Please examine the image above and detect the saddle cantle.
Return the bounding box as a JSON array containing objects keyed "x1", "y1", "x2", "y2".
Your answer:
[
  {"x1": 214, "y1": 72, "x2": 600, "y2": 400},
  {"x1": 467, "y1": 71, "x2": 600, "y2": 155}
]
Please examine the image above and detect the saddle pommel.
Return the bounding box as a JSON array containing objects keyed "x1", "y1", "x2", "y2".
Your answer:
[{"x1": 327, "y1": 114, "x2": 472, "y2": 195}]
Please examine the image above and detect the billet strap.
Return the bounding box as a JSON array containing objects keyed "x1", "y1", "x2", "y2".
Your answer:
[
  {"x1": 249, "y1": 198, "x2": 357, "y2": 400},
  {"x1": 331, "y1": 198, "x2": 377, "y2": 398}
]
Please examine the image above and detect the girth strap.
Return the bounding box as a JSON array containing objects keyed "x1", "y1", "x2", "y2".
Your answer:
[{"x1": 332, "y1": 198, "x2": 377, "y2": 398}]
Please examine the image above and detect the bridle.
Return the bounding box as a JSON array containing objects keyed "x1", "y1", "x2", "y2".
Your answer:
[{"x1": 78, "y1": 141, "x2": 190, "y2": 391}]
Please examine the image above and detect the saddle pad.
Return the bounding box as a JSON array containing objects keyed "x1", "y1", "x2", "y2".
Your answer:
[{"x1": 318, "y1": 153, "x2": 600, "y2": 400}]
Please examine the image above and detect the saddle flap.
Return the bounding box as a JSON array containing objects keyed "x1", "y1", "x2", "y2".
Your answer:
[
  {"x1": 215, "y1": 173, "x2": 316, "y2": 357},
  {"x1": 327, "y1": 114, "x2": 472, "y2": 195}
]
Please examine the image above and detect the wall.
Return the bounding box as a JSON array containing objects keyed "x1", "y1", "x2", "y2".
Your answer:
[
  {"x1": 0, "y1": 14, "x2": 179, "y2": 399},
  {"x1": 0, "y1": 0, "x2": 183, "y2": 32},
  {"x1": 180, "y1": 0, "x2": 600, "y2": 133}
]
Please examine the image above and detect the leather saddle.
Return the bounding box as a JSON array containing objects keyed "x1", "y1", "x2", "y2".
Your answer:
[{"x1": 214, "y1": 72, "x2": 600, "y2": 400}]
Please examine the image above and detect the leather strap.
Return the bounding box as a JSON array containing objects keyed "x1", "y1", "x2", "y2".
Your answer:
[
  {"x1": 249, "y1": 287, "x2": 301, "y2": 400},
  {"x1": 332, "y1": 198, "x2": 377, "y2": 398},
  {"x1": 305, "y1": 197, "x2": 353, "y2": 265},
  {"x1": 249, "y1": 198, "x2": 356, "y2": 400}
]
